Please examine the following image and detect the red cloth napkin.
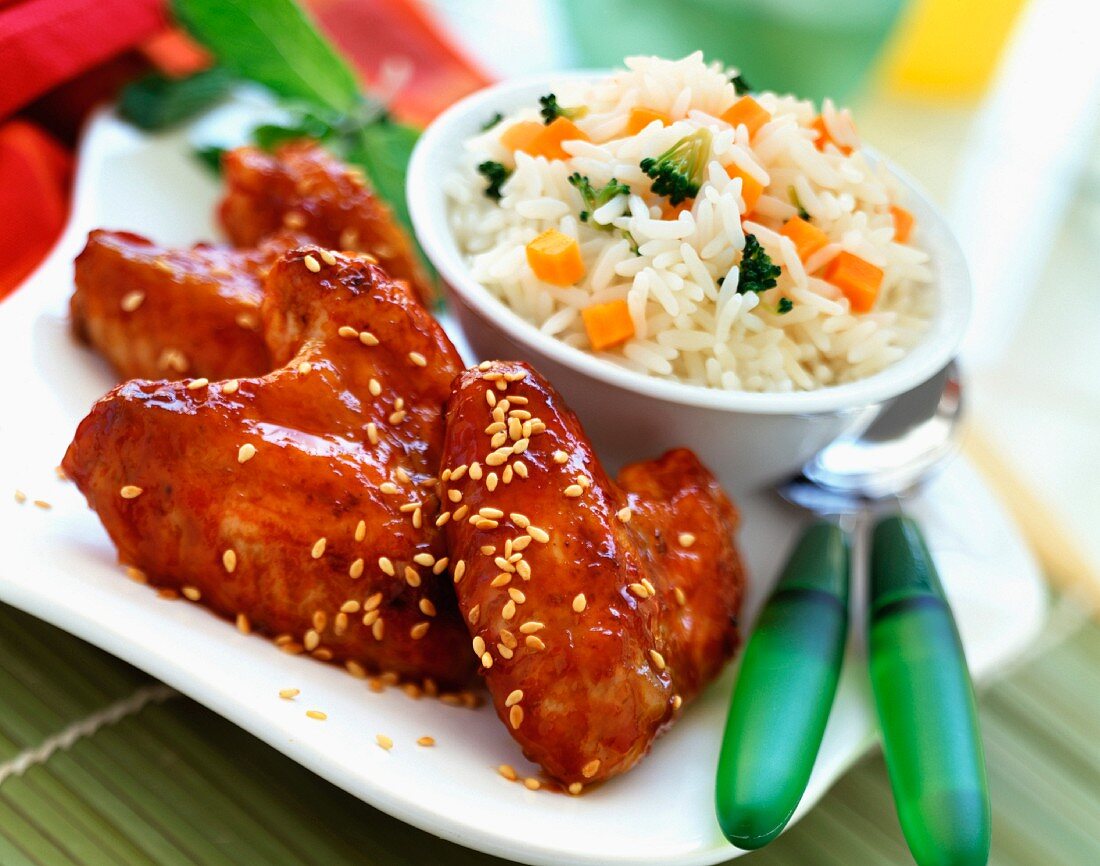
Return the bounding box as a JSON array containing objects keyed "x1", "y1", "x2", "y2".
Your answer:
[{"x1": 0, "y1": 0, "x2": 490, "y2": 300}]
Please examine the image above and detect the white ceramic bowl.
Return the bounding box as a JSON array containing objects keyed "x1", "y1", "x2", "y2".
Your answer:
[{"x1": 408, "y1": 72, "x2": 971, "y2": 493}]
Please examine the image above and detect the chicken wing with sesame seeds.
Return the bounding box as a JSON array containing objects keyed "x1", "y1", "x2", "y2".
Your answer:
[
  {"x1": 440, "y1": 361, "x2": 745, "y2": 785},
  {"x1": 71, "y1": 229, "x2": 307, "y2": 382},
  {"x1": 219, "y1": 142, "x2": 431, "y2": 304},
  {"x1": 63, "y1": 246, "x2": 476, "y2": 689}
]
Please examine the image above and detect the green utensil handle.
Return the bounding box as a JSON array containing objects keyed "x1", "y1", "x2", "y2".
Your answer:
[
  {"x1": 869, "y1": 515, "x2": 991, "y2": 866},
  {"x1": 716, "y1": 522, "x2": 849, "y2": 849}
]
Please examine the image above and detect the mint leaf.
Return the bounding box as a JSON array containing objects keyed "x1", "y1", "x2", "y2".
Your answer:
[
  {"x1": 118, "y1": 68, "x2": 234, "y2": 130},
  {"x1": 172, "y1": 0, "x2": 360, "y2": 113}
]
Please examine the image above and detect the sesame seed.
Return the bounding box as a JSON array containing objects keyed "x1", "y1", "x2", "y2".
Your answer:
[
  {"x1": 519, "y1": 622, "x2": 544, "y2": 635},
  {"x1": 572, "y1": 593, "x2": 587, "y2": 612},
  {"x1": 182, "y1": 586, "x2": 201, "y2": 601},
  {"x1": 447, "y1": 488, "x2": 462, "y2": 503},
  {"x1": 494, "y1": 556, "x2": 515, "y2": 573},
  {"x1": 481, "y1": 545, "x2": 497, "y2": 555},
  {"x1": 513, "y1": 439, "x2": 529, "y2": 454},
  {"x1": 498, "y1": 764, "x2": 518, "y2": 781},
  {"x1": 303, "y1": 254, "x2": 321, "y2": 272},
  {"x1": 509, "y1": 512, "x2": 530, "y2": 529},
  {"x1": 346, "y1": 659, "x2": 367, "y2": 678},
  {"x1": 469, "y1": 462, "x2": 483, "y2": 480},
  {"x1": 413, "y1": 552, "x2": 436, "y2": 567},
  {"x1": 120, "y1": 290, "x2": 145, "y2": 312},
  {"x1": 312, "y1": 648, "x2": 333, "y2": 662},
  {"x1": 502, "y1": 600, "x2": 517, "y2": 621},
  {"x1": 410, "y1": 622, "x2": 430, "y2": 640},
  {"x1": 405, "y1": 567, "x2": 421, "y2": 587},
  {"x1": 222, "y1": 549, "x2": 237, "y2": 573},
  {"x1": 304, "y1": 629, "x2": 320, "y2": 651},
  {"x1": 508, "y1": 588, "x2": 526, "y2": 604},
  {"x1": 497, "y1": 643, "x2": 514, "y2": 659},
  {"x1": 472, "y1": 635, "x2": 486, "y2": 657},
  {"x1": 525, "y1": 635, "x2": 545, "y2": 651},
  {"x1": 514, "y1": 461, "x2": 528, "y2": 479},
  {"x1": 338, "y1": 325, "x2": 359, "y2": 339},
  {"x1": 509, "y1": 705, "x2": 524, "y2": 729},
  {"x1": 236, "y1": 613, "x2": 250, "y2": 633},
  {"x1": 476, "y1": 519, "x2": 499, "y2": 530},
  {"x1": 489, "y1": 573, "x2": 511, "y2": 588},
  {"x1": 500, "y1": 629, "x2": 517, "y2": 649},
  {"x1": 672, "y1": 694, "x2": 683, "y2": 710},
  {"x1": 319, "y1": 249, "x2": 337, "y2": 265},
  {"x1": 408, "y1": 351, "x2": 427, "y2": 367},
  {"x1": 125, "y1": 566, "x2": 146, "y2": 583},
  {"x1": 617, "y1": 507, "x2": 632, "y2": 523},
  {"x1": 349, "y1": 558, "x2": 365, "y2": 578},
  {"x1": 362, "y1": 610, "x2": 380, "y2": 626},
  {"x1": 186, "y1": 377, "x2": 209, "y2": 390},
  {"x1": 479, "y1": 507, "x2": 505, "y2": 520},
  {"x1": 354, "y1": 519, "x2": 367, "y2": 542},
  {"x1": 298, "y1": 362, "x2": 313, "y2": 375},
  {"x1": 380, "y1": 482, "x2": 399, "y2": 495},
  {"x1": 279, "y1": 688, "x2": 299, "y2": 700},
  {"x1": 435, "y1": 511, "x2": 451, "y2": 527},
  {"x1": 629, "y1": 583, "x2": 649, "y2": 599},
  {"x1": 484, "y1": 452, "x2": 507, "y2": 467},
  {"x1": 641, "y1": 577, "x2": 656, "y2": 596},
  {"x1": 564, "y1": 484, "x2": 584, "y2": 498},
  {"x1": 359, "y1": 331, "x2": 379, "y2": 346},
  {"x1": 515, "y1": 560, "x2": 532, "y2": 581},
  {"x1": 376, "y1": 733, "x2": 393, "y2": 750},
  {"x1": 450, "y1": 559, "x2": 466, "y2": 583},
  {"x1": 553, "y1": 450, "x2": 569, "y2": 464},
  {"x1": 674, "y1": 586, "x2": 687, "y2": 606},
  {"x1": 481, "y1": 651, "x2": 493, "y2": 668},
  {"x1": 33, "y1": 500, "x2": 51, "y2": 510},
  {"x1": 582, "y1": 759, "x2": 600, "y2": 779},
  {"x1": 222, "y1": 379, "x2": 240, "y2": 395},
  {"x1": 365, "y1": 592, "x2": 383, "y2": 611},
  {"x1": 649, "y1": 649, "x2": 667, "y2": 670},
  {"x1": 311, "y1": 538, "x2": 327, "y2": 559},
  {"x1": 512, "y1": 535, "x2": 532, "y2": 552},
  {"x1": 14, "y1": 490, "x2": 26, "y2": 504},
  {"x1": 388, "y1": 410, "x2": 407, "y2": 425},
  {"x1": 366, "y1": 422, "x2": 379, "y2": 444},
  {"x1": 523, "y1": 777, "x2": 540, "y2": 791},
  {"x1": 237, "y1": 443, "x2": 257, "y2": 464},
  {"x1": 419, "y1": 598, "x2": 437, "y2": 617},
  {"x1": 120, "y1": 485, "x2": 143, "y2": 499},
  {"x1": 568, "y1": 782, "x2": 583, "y2": 795},
  {"x1": 490, "y1": 431, "x2": 507, "y2": 449},
  {"x1": 372, "y1": 618, "x2": 385, "y2": 640},
  {"x1": 368, "y1": 378, "x2": 382, "y2": 396},
  {"x1": 527, "y1": 526, "x2": 549, "y2": 543},
  {"x1": 378, "y1": 556, "x2": 395, "y2": 576},
  {"x1": 678, "y1": 532, "x2": 696, "y2": 548},
  {"x1": 453, "y1": 504, "x2": 469, "y2": 520},
  {"x1": 505, "y1": 689, "x2": 524, "y2": 707},
  {"x1": 486, "y1": 473, "x2": 499, "y2": 492},
  {"x1": 468, "y1": 604, "x2": 480, "y2": 623},
  {"x1": 432, "y1": 557, "x2": 449, "y2": 575},
  {"x1": 417, "y1": 736, "x2": 435, "y2": 747}
]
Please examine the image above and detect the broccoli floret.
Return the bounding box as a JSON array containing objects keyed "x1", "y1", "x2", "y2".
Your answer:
[
  {"x1": 477, "y1": 160, "x2": 511, "y2": 201},
  {"x1": 730, "y1": 73, "x2": 753, "y2": 96},
  {"x1": 480, "y1": 112, "x2": 504, "y2": 131},
  {"x1": 539, "y1": 93, "x2": 587, "y2": 125},
  {"x1": 777, "y1": 297, "x2": 794, "y2": 314},
  {"x1": 567, "y1": 173, "x2": 630, "y2": 223},
  {"x1": 639, "y1": 128, "x2": 712, "y2": 206},
  {"x1": 736, "y1": 234, "x2": 782, "y2": 295}
]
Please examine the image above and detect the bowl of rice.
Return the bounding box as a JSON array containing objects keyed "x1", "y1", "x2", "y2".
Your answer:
[{"x1": 408, "y1": 54, "x2": 970, "y2": 492}]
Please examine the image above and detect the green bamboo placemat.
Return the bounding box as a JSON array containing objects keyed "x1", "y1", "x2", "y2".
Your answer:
[{"x1": 0, "y1": 600, "x2": 1096, "y2": 866}]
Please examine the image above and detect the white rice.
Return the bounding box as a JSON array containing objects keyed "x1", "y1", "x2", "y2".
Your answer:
[{"x1": 446, "y1": 53, "x2": 934, "y2": 393}]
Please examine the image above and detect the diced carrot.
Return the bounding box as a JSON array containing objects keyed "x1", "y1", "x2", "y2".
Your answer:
[
  {"x1": 721, "y1": 96, "x2": 771, "y2": 138},
  {"x1": 661, "y1": 199, "x2": 692, "y2": 220},
  {"x1": 824, "y1": 251, "x2": 883, "y2": 313},
  {"x1": 533, "y1": 117, "x2": 589, "y2": 160},
  {"x1": 582, "y1": 300, "x2": 635, "y2": 350},
  {"x1": 526, "y1": 229, "x2": 585, "y2": 286},
  {"x1": 889, "y1": 205, "x2": 914, "y2": 244},
  {"x1": 810, "y1": 116, "x2": 853, "y2": 156},
  {"x1": 500, "y1": 120, "x2": 544, "y2": 154},
  {"x1": 626, "y1": 107, "x2": 671, "y2": 135},
  {"x1": 726, "y1": 164, "x2": 765, "y2": 214},
  {"x1": 780, "y1": 216, "x2": 830, "y2": 261}
]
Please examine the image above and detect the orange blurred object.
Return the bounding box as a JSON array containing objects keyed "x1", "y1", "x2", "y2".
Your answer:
[
  {"x1": 582, "y1": 300, "x2": 635, "y2": 350},
  {"x1": 626, "y1": 107, "x2": 670, "y2": 135},
  {"x1": 532, "y1": 117, "x2": 589, "y2": 161},
  {"x1": 824, "y1": 251, "x2": 884, "y2": 314},
  {"x1": 720, "y1": 96, "x2": 770, "y2": 138},
  {"x1": 811, "y1": 116, "x2": 853, "y2": 156},
  {"x1": 889, "y1": 205, "x2": 915, "y2": 244},
  {"x1": 0, "y1": 121, "x2": 72, "y2": 299},
  {"x1": 780, "y1": 216, "x2": 830, "y2": 261},
  {"x1": 725, "y1": 164, "x2": 764, "y2": 214},
  {"x1": 501, "y1": 120, "x2": 547, "y2": 154}
]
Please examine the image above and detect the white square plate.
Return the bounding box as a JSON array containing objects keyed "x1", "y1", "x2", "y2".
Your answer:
[{"x1": 0, "y1": 106, "x2": 1047, "y2": 865}]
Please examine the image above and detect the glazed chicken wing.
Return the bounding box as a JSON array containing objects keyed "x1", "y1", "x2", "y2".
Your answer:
[
  {"x1": 440, "y1": 361, "x2": 745, "y2": 785},
  {"x1": 220, "y1": 142, "x2": 430, "y2": 303},
  {"x1": 63, "y1": 247, "x2": 475, "y2": 688},
  {"x1": 71, "y1": 229, "x2": 305, "y2": 381}
]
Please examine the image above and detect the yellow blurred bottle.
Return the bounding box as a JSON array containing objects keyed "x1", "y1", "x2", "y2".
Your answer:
[{"x1": 883, "y1": 0, "x2": 1030, "y2": 97}]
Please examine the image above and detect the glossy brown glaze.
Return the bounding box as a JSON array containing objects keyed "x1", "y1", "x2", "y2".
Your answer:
[
  {"x1": 440, "y1": 361, "x2": 745, "y2": 785},
  {"x1": 219, "y1": 142, "x2": 430, "y2": 303},
  {"x1": 71, "y1": 229, "x2": 306, "y2": 381},
  {"x1": 63, "y1": 247, "x2": 475, "y2": 689}
]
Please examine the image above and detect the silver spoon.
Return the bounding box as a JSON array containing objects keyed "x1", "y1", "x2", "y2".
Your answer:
[{"x1": 717, "y1": 362, "x2": 990, "y2": 866}]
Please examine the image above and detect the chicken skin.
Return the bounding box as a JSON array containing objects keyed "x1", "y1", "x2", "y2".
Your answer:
[
  {"x1": 63, "y1": 247, "x2": 475, "y2": 689},
  {"x1": 220, "y1": 142, "x2": 431, "y2": 303},
  {"x1": 71, "y1": 229, "x2": 306, "y2": 381},
  {"x1": 440, "y1": 361, "x2": 745, "y2": 785}
]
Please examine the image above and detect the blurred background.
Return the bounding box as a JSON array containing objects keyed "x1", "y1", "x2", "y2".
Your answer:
[{"x1": 2, "y1": 0, "x2": 1099, "y2": 863}]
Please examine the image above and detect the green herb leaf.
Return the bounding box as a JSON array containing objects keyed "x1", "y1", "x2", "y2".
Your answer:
[
  {"x1": 736, "y1": 234, "x2": 782, "y2": 295},
  {"x1": 730, "y1": 73, "x2": 753, "y2": 96},
  {"x1": 172, "y1": 0, "x2": 360, "y2": 112},
  {"x1": 777, "y1": 297, "x2": 794, "y2": 314},
  {"x1": 481, "y1": 112, "x2": 504, "y2": 132},
  {"x1": 345, "y1": 118, "x2": 420, "y2": 238},
  {"x1": 193, "y1": 144, "x2": 227, "y2": 174},
  {"x1": 118, "y1": 67, "x2": 234, "y2": 131},
  {"x1": 538, "y1": 93, "x2": 587, "y2": 125},
  {"x1": 477, "y1": 161, "x2": 511, "y2": 201}
]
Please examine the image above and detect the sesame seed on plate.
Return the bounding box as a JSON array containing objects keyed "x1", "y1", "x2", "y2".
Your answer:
[
  {"x1": 523, "y1": 777, "x2": 540, "y2": 791},
  {"x1": 236, "y1": 613, "x2": 250, "y2": 633},
  {"x1": 182, "y1": 586, "x2": 201, "y2": 601},
  {"x1": 279, "y1": 688, "x2": 299, "y2": 700},
  {"x1": 417, "y1": 736, "x2": 435, "y2": 747},
  {"x1": 568, "y1": 782, "x2": 583, "y2": 796},
  {"x1": 346, "y1": 660, "x2": 367, "y2": 678},
  {"x1": 498, "y1": 764, "x2": 518, "y2": 781},
  {"x1": 376, "y1": 733, "x2": 393, "y2": 750}
]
